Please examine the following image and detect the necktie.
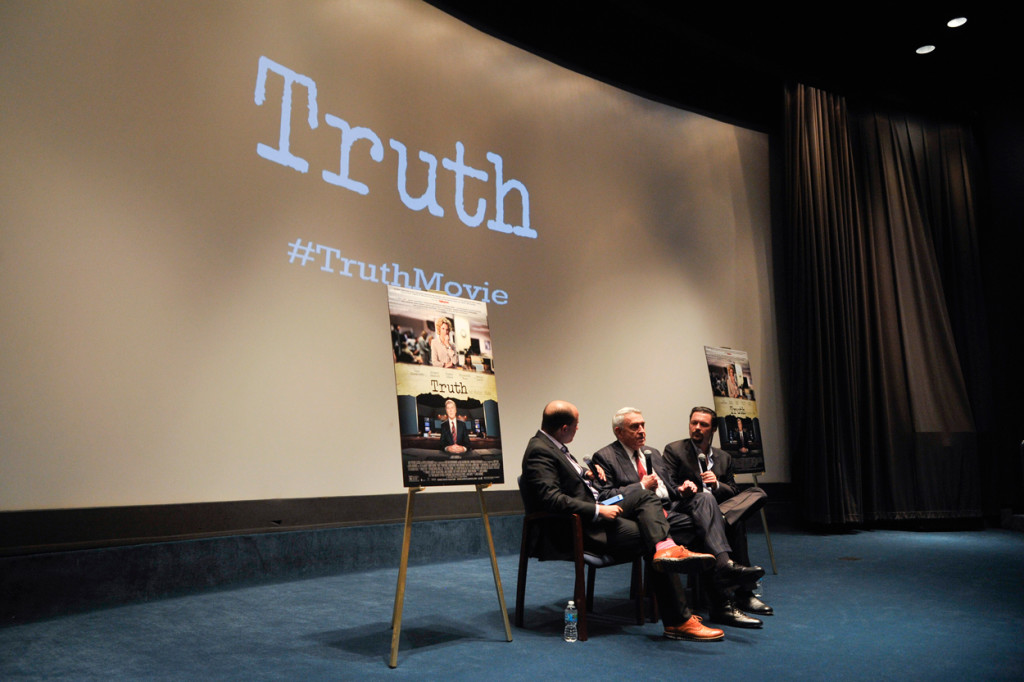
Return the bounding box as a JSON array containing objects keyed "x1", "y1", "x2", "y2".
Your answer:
[
  {"x1": 635, "y1": 451, "x2": 646, "y2": 478},
  {"x1": 562, "y1": 445, "x2": 598, "y2": 500}
]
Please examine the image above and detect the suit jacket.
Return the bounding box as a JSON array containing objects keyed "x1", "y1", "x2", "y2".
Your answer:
[
  {"x1": 521, "y1": 430, "x2": 693, "y2": 629},
  {"x1": 440, "y1": 418, "x2": 470, "y2": 451},
  {"x1": 591, "y1": 441, "x2": 676, "y2": 502},
  {"x1": 664, "y1": 438, "x2": 767, "y2": 562},
  {"x1": 520, "y1": 430, "x2": 608, "y2": 550},
  {"x1": 662, "y1": 438, "x2": 739, "y2": 505}
]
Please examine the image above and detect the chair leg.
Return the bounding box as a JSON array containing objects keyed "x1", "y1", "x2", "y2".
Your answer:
[
  {"x1": 515, "y1": 545, "x2": 529, "y2": 628},
  {"x1": 586, "y1": 565, "x2": 597, "y2": 612},
  {"x1": 574, "y1": 555, "x2": 589, "y2": 641}
]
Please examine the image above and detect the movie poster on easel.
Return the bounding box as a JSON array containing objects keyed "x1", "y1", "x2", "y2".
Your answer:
[
  {"x1": 704, "y1": 346, "x2": 765, "y2": 475},
  {"x1": 388, "y1": 286, "x2": 504, "y2": 487}
]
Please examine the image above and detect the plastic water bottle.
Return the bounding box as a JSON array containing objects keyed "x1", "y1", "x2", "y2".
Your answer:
[{"x1": 563, "y1": 600, "x2": 578, "y2": 642}]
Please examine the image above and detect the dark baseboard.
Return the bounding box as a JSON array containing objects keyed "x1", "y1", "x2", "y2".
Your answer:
[
  {"x1": 0, "y1": 482, "x2": 793, "y2": 556},
  {"x1": 0, "y1": 483, "x2": 799, "y2": 625},
  {"x1": 743, "y1": 481, "x2": 797, "y2": 529},
  {"x1": 0, "y1": 514, "x2": 525, "y2": 626},
  {"x1": 0, "y1": 489, "x2": 523, "y2": 557}
]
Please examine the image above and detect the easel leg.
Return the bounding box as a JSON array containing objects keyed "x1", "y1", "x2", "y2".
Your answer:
[
  {"x1": 389, "y1": 486, "x2": 422, "y2": 668},
  {"x1": 752, "y1": 474, "x2": 778, "y2": 575},
  {"x1": 476, "y1": 483, "x2": 513, "y2": 642}
]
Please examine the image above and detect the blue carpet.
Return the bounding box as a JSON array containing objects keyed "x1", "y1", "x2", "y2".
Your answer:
[{"x1": 2, "y1": 528, "x2": 1022, "y2": 680}]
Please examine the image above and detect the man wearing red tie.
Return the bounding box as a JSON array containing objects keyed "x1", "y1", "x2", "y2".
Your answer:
[
  {"x1": 439, "y1": 399, "x2": 470, "y2": 454},
  {"x1": 593, "y1": 407, "x2": 764, "y2": 629}
]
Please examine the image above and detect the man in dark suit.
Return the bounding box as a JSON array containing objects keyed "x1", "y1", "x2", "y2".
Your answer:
[
  {"x1": 730, "y1": 417, "x2": 755, "y2": 453},
  {"x1": 663, "y1": 406, "x2": 772, "y2": 616},
  {"x1": 439, "y1": 399, "x2": 470, "y2": 454},
  {"x1": 520, "y1": 400, "x2": 725, "y2": 641},
  {"x1": 592, "y1": 407, "x2": 763, "y2": 629}
]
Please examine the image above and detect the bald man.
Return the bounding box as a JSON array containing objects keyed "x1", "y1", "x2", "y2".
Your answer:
[{"x1": 520, "y1": 400, "x2": 724, "y2": 641}]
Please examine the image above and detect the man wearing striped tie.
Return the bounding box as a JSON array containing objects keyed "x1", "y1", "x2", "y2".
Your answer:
[{"x1": 521, "y1": 400, "x2": 725, "y2": 642}]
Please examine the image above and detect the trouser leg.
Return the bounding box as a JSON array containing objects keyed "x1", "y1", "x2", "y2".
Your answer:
[
  {"x1": 646, "y1": 563, "x2": 691, "y2": 627},
  {"x1": 719, "y1": 487, "x2": 766, "y2": 569},
  {"x1": 681, "y1": 492, "x2": 731, "y2": 556},
  {"x1": 615, "y1": 486, "x2": 670, "y2": 553}
]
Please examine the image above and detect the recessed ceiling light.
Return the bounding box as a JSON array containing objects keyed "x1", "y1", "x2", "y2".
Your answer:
[
  {"x1": 916, "y1": 45, "x2": 936, "y2": 55},
  {"x1": 947, "y1": 17, "x2": 967, "y2": 28}
]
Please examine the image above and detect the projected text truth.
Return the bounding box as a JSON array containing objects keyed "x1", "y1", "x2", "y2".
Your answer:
[{"x1": 255, "y1": 56, "x2": 535, "y2": 239}]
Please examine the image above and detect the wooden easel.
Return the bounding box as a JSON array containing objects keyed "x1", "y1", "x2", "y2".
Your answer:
[
  {"x1": 389, "y1": 483, "x2": 512, "y2": 668},
  {"x1": 751, "y1": 473, "x2": 778, "y2": 575}
]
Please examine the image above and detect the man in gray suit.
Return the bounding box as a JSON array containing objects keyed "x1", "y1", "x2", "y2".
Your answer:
[{"x1": 593, "y1": 407, "x2": 763, "y2": 628}]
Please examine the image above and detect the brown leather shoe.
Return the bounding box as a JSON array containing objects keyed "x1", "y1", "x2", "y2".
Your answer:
[
  {"x1": 652, "y1": 545, "x2": 715, "y2": 572},
  {"x1": 664, "y1": 615, "x2": 725, "y2": 641}
]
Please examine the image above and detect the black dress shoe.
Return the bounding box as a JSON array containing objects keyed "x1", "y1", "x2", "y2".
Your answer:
[
  {"x1": 735, "y1": 592, "x2": 773, "y2": 616},
  {"x1": 714, "y1": 560, "x2": 765, "y2": 589},
  {"x1": 709, "y1": 602, "x2": 763, "y2": 629}
]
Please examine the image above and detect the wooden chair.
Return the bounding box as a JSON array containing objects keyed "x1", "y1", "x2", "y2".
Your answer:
[{"x1": 514, "y1": 479, "x2": 645, "y2": 641}]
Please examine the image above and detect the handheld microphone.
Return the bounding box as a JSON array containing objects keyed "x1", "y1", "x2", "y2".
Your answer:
[
  {"x1": 697, "y1": 452, "x2": 707, "y2": 472},
  {"x1": 583, "y1": 456, "x2": 598, "y2": 476}
]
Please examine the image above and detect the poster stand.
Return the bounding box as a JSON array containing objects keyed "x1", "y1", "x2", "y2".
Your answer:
[
  {"x1": 703, "y1": 346, "x2": 778, "y2": 576},
  {"x1": 388, "y1": 484, "x2": 512, "y2": 668},
  {"x1": 751, "y1": 473, "x2": 778, "y2": 575}
]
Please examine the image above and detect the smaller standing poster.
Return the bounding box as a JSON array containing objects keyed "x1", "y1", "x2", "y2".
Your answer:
[
  {"x1": 388, "y1": 286, "x2": 504, "y2": 487},
  {"x1": 703, "y1": 346, "x2": 765, "y2": 475}
]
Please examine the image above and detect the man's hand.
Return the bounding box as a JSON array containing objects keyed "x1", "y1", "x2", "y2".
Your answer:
[
  {"x1": 444, "y1": 444, "x2": 467, "y2": 454},
  {"x1": 700, "y1": 471, "x2": 718, "y2": 489},
  {"x1": 597, "y1": 504, "x2": 622, "y2": 519},
  {"x1": 677, "y1": 480, "x2": 698, "y2": 497},
  {"x1": 584, "y1": 464, "x2": 607, "y2": 483},
  {"x1": 641, "y1": 474, "x2": 659, "y2": 491}
]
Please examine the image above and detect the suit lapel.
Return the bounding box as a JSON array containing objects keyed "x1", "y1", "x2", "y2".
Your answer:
[
  {"x1": 681, "y1": 439, "x2": 708, "y2": 490},
  {"x1": 611, "y1": 441, "x2": 640, "y2": 483},
  {"x1": 540, "y1": 431, "x2": 588, "y2": 492}
]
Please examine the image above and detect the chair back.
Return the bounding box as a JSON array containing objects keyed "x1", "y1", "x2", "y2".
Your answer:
[{"x1": 518, "y1": 476, "x2": 575, "y2": 561}]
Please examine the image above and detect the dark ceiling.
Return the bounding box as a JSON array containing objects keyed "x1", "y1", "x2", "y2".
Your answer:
[{"x1": 426, "y1": 1, "x2": 1018, "y2": 129}]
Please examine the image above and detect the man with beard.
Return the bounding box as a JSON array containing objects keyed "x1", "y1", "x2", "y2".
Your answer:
[{"x1": 663, "y1": 406, "x2": 773, "y2": 617}]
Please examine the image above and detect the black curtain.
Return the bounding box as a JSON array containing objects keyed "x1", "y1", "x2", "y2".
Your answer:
[{"x1": 780, "y1": 83, "x2": 989, "y2": 525}]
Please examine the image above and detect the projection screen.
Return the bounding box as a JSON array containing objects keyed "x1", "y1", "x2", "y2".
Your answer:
[{"x1": 0, "y1": 0, "x2": 785, "y2": 512}]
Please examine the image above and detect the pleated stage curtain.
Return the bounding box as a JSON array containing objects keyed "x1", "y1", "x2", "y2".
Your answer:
[{"x1": 780, "y1": 83, "x2": 988, "y2": 525}]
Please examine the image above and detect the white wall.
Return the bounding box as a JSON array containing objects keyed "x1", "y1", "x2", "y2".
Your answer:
[{"x1": 0, "y1": 0, "x2": 786, "y2": 510}]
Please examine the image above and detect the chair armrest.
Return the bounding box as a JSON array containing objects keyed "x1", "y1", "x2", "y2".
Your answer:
[{"x1": 522, "y1": 511, "x2": 585, "y2": 561}]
